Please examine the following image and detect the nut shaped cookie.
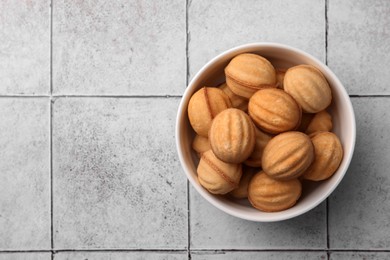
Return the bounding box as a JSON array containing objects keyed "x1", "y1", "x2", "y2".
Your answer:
[
  {"x1": 276, "y1": 69, "x2": 286, "y2": 89},
  {"x1": 229, "y1": 166, "x2": 257, "y2": 199},
  {"x1": 209, "y1": 108, "x2": 256, "y2": 163},
  {"x1": 192, "y1": 135, "x2": 211, "y2": 158},
  {"x1": 244, "y1": 127, "x2": 273, "y2": 167},
  {"x1": 262, "y1": 131, "x2": 314, "y2": 180},
  {"x1": 248, "y1": 171, "x2": 302, "y2": 212},
  {"x1": 305, "y1": 110, "x2": 333, "y2": 135},
  {"x1": 219, "y1": 82, "x2": 248, "y2": 111},
  {"x1": 248, "y1": 88, "x2": 301, "y2": 134},
  {"x1": 188, "y1": 87, "x2": 232, "y2": 137},
  {"x1": 197, "y1": 150, "x2": 242, "y2": 194},
  {"x1": 303, "y1": 132, "x2": 343, "y2": 181},
  {"x1": 225, "y1": 53, "x2": 276, "y2": 99},
  {"x1": 284, "y1": 65, "x2": 332, "y2": 113}
]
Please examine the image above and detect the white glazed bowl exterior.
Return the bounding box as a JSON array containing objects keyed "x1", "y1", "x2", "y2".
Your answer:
[{"x1": 176, "y1": 43, "x2": 356, "y2": 222}]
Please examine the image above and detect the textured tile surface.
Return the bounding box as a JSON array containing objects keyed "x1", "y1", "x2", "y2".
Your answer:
[
  {"x1": 1, "y1": 0, "x2": 390, "y2": 254},
  {"x1": 0, "y1": 99, "x2": 50, "y2": 249},
  {"x1": 192, "y1": 251, "x2": 327, "y2": 260},
  {"x1": 0, "y1": 0, "x2": 50, "y2": 94},
  {"x1": 188, "y1": 0, "x2": 325, "y2": 78},
  {"x1": 0, "y1": 253, "x2": 51, "y2": 260},
  {"x1": 190, "y1": 187, "x2": 326, "y2": 249},
  {"x1": 329, "y1": 98, "x2": 390, "y2": 249},
  {"x1": 54, "y1": 251, "x2": 187, "y2": 260},
  {"x1": 53, "y1": 0, "x2": 185, "y2": 95},
  {"x1": 330, "y1": 252, "x2": 390, "y2": 260},
  {"x1": 52, "y1": 98, "x2": 187, "y2": 249},
  {"x1": 328, "y1": 0, "x2": 390, "y2": 95}
]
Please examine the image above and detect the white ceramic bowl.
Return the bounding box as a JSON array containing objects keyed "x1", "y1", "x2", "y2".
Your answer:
[{"x1": 176, "y1": 42, "x2": 356, "y2": 222}]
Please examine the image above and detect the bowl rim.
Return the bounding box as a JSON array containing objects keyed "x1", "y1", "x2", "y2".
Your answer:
[{"x1": 175, "y1": 42, "x2": 356, "y2": 222}]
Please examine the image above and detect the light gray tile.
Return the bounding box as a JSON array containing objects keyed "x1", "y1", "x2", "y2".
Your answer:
[
  {"x1": 0, "y1": 99, "x2": 50, "y2": 249},
  {"x1": 0, "y1": 253, "x2": 51, "y2": 260},
  {"x1": 190, "y1": 186, "x2": 326, "y2": 249},
  {"x1": 192, "y1": 251, "x2": 327, "y2": 260},
  {"x1": 53, "y1": 0, "x2": 186, "y2": 95},
  {"x1": 53, "y1": 98, "x2": 187, "y2": 249},
  {"x1": 188, "y1": 0, "x2": 325, "y2": 78},
  {"x1": 329, "y1": 98, "x2": 390, "y2": 249},
  {"x1": 54, "y1": 251, "x2": 187, "y2": 260},
  {"x1": 330, "y1": 252, "x2": 390, "y2": 260},
  {"x1": 0, "y1": 0, "x2": 50, "y2": 94},
  {"x1": 328, "y1": 0, "x2": 390, "y2": 95}
]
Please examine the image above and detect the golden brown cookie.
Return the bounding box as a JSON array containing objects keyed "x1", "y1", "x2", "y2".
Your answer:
[
  {"x1": 229, "y1": 166, "x2": 258, "y2": 199},
  {"x1": 262, "y1": 131, "x2": 314, "y2": 180},
  {"x1": 225, "y1": 53, "x2": 276, "y2": 99},
  {"x1": 188, "y1": 87, "x2": 232, "y2": 137},
  {"x1": 219, "y1": 82, "x2": 248, "y2": 111},
  {"x1": 244, "y1": 127, "x2": 273, "y2": 167},
  {"x1": 305, "y1": 110, "x2": 333, "y2": 135},
  {"x1": 209, "y1": 108, "x2": 256, "y2": 163},
  {"x1": 248, "y1": 171, "x2": 302, "y2": 212},
  {"x1": 197, "y1": 150, "x2": 242, "y2": 194},
  {"x1": 303, "y1": 132, "x2": 343, "y2": 181},
  {"x1": 248, "y1": 88, "x2": 301, "y2": 134},
  {"x1": 192, "y1": 135, "x2": 211, "y2": 158},
  {"x1": 276, "y1": 69, "x2": 286, "y2": 89},
  {"x1": 284, "y1": 65, "x2": 332, "y2": 113}
]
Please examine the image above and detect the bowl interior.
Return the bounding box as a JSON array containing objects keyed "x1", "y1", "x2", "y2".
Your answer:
[{"x1": 176, "y1": 43, "x2": 356, "y2": 222}]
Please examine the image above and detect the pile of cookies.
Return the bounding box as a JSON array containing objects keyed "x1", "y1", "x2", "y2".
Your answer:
[{"x1": 187, "y1": 53, "x2": 343, "y2": 212}]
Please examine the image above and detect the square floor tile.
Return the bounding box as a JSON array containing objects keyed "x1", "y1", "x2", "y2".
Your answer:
[
  {"x1": 329, "y1": 98, "x2": 390, "y2": 249},
  {"x1": 0, "y1": 1, "x2": 50, "y2": 94},
  {"x1": 53, "y1": 0, "x2": 186, "y2": 95},
  {"x1": 190, "y1": 186, "x2": 326, "y2": 249},
  {"x1": 52, "y1": 98, "x2": 187, "y2": 249},
  {"x1": 188, "y1": 0, "x2": 325, "y2": 79},
  {"x1": 192, "y1": 251, "x2": 327, "y2": 260},
  {"x1": 54, "y1": 251, "x2": 187, "y2": 260},
  {"x1": 328, "y1": 0, "x2": 390, "y2": 94},
  {"x1": 0, "y1": 98, "x2": 50, "y2": 249}
]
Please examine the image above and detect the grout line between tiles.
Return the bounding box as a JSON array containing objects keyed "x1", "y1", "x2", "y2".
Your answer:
[
  {"x1": 52, "y1": 95, "x2": 183, "y2": 98},
  {"x1": 53, "y1": 249, "x2": 187, "y2": 253},
  {"x1": 0, "y1": 250, "x2": 53, "y2": 253},
  {"x1": 187, "y1": 181, "x2": 191, "y2": 260},
  {"x1": 186, "y1": 0, "x2": 191, "y2": 85},
  {"x1": 330, "y1": 249, "x2": 390, "y2": 252},
  {"x1": 349, "y1": 95, "x2": 390, "y2": 98},
  {"x1": 0, "y1": 95, "x2": 183, "y2": 99},
  {"x1": 50, "y1": 0, "x2": 54, "y2": 258},
  {"x1": 3, "y1": 249, "x2": 390, "y2": 254},
  {"x1": 325, "y1": 0, "x2": 329, "y2": 65},
  {"x1": 190, "y1": 249, "x2": 329, "y2": 253},
  {"x1": 327, "y1": 198, "x2": 330, "y2": 249},
  {"x1": 50, "y1": 99, "x2": 54, "y2": 257},
  {"x1": 0, "y1": 249, "x2": 187, "y2": 254},
  {"x1": 0, "y1": 95, "x2": 50, "y2": 98},
  {"x1": 0, "y1": 248, "x2": 390, "y2": 255},
  {"x1": 50, "y1": 0, "x2": 54, "y2": 95},
  {"x1": 189, "y1": 249, "x2": 390, "y2": 253}
]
